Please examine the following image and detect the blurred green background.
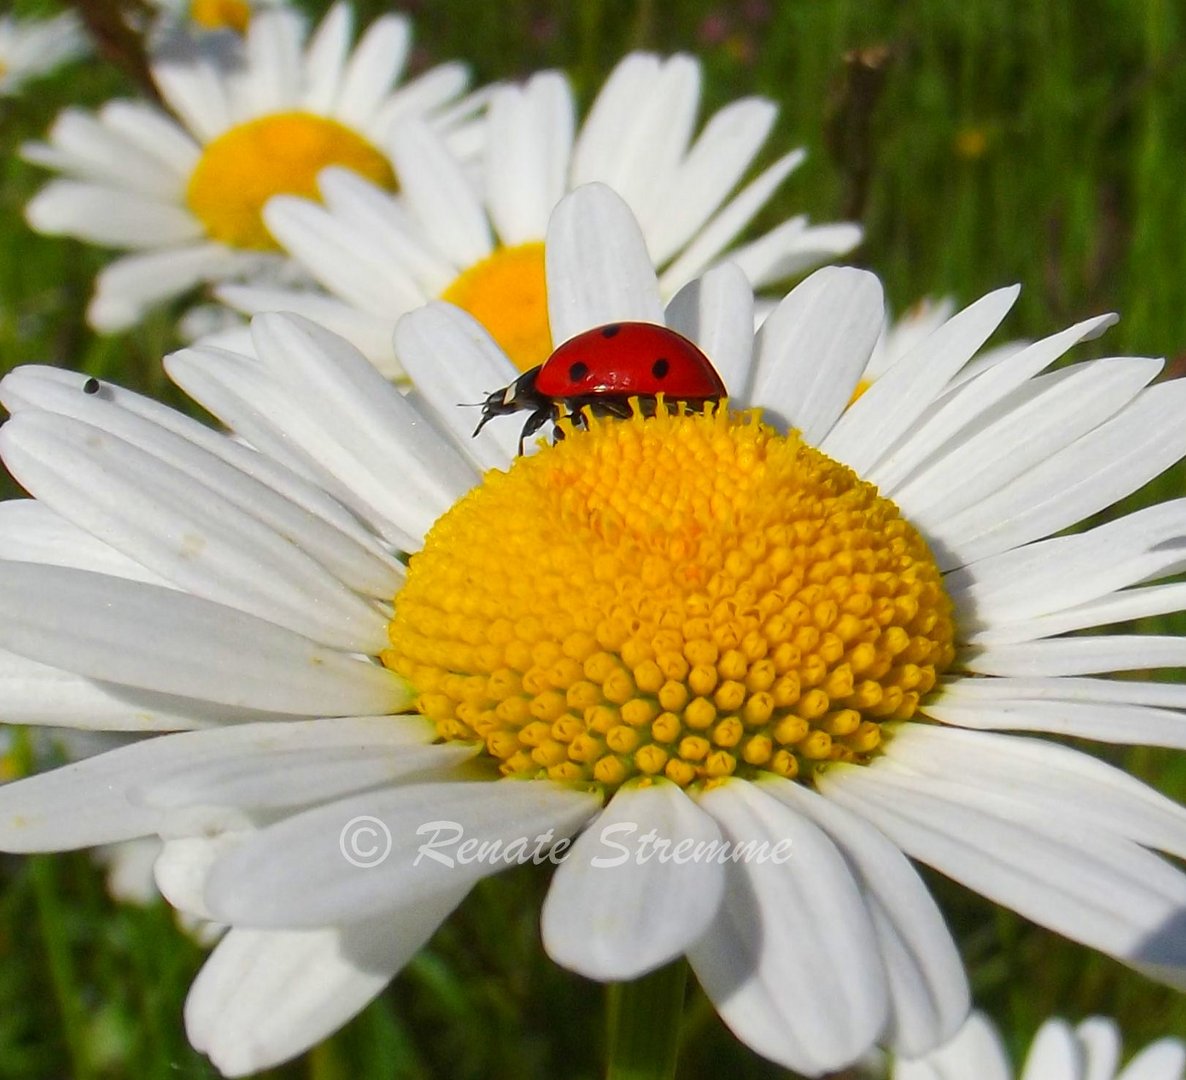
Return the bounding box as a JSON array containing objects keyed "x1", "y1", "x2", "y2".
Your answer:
[{"x1": 2, "y1": 0, "x2": 1186, "y2": 1077}]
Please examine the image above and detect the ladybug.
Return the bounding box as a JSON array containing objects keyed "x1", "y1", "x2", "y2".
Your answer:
[{"x1": 474, "y1": 322, "x2": 726, "y2": 451}]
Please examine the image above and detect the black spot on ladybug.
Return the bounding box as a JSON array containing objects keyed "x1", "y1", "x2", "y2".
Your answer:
[
  {"x1": 83, "y1": 378, "x2": 100, "y2": 395},
  {"x1": 601, "y1": 325, "x2": 621, "y2": 338},
  {"x1": 568, "y1": 361, "x2": 590, "y2": 382},
  {"x1": 652, "y1": 358, "x2": 670, "y2": 379}
]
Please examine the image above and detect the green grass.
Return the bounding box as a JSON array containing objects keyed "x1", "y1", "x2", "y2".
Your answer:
[{"x1": 3, "y1": 0, "x2": 1186, "y2": 1077}]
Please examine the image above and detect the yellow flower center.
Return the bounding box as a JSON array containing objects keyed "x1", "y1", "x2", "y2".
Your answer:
[
  {"x1": 189, "y1": 0, "x2": 251, "y2": 33},
  {"x1": 440, "y1": 242, "x2": 551, "y2": 373},
  {"x1": 384, "y1": 405, "x2": 955, "y2": 795},
  {"x1": 186, "y1": 112, "x2": 396, "y2": 251}
]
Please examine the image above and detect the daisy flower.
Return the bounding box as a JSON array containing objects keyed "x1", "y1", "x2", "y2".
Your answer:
[
  {"x1": 22, "y1": 2, "x2": 476, "y2": 333},
  {"x1": 214, "y1": 51, "x2": 862, "y2": 376},
  {"x1": 0, "y1": 11, "x2": 86, "y2": 96},
  {"x1": 892, "y1": 1011, "x2": 1186, "y2": 1080},
  {"x1": 2, "y1": 184, "x2": 1186, "y2": 1077},
  {"x1": 147, "y1": 0, "x2": 290, "y2": 38}
]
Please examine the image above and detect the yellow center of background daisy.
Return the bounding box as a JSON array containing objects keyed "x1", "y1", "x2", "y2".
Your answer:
[
  {"x1": 440, "y1": 242, "x2": 551, "y2": 372},
  {"x1": 384, "y1": 406, "x2": 955, "y2": 794},
  {"x1": 190, "y1": 0, "x2": 251, "y2": 33},
  {"x1": 186, "y1": 112, "x2": 396, "y2": 251}
]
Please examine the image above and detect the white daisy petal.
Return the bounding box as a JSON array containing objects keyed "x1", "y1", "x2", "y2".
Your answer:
[
  {"x1": 822, "y1": 765, "x2": 1186, "y2": 985},
  {"x1": 547, "y1": 184, "x2": 667, "y2": 345},
  {"x1": 89, "y1": 244, "x2": 262, "y2": 333},
  {"x1": 248, "y1": 313, "x2": 479, "y2": 535},
  {"x1": 541, "y1": 780, "x2": 726, "y2": 981},
  {"x1": 731, "y1": 219, "x2": 864, "y2": 290},
  {"x1": 204, "y1": 779, "x2": 600, "y2": 928},
  {"x1": 388, "y1": 119, "x2": 492, "y2": 269},
  {"x1": 947, "y1": 498, "x2": 1186, "y2": 627},
  {"x1": 394, "y1": 301, "x2": 521, "y2": 469},
  {"x1": 894, "y1": 358, "x2": 1160, "y2": 528},
  {"x1": 0, "y1": 412, "x2": 390, "y2": 653},
  {"x1": 1, "y1": 365, "x2": 402, "y2": 588},
  {"x1": 925, "y1": 694, "x2": 1186, "y2": 749},
  {"x1": 485, "y1": 71, "x2": 575, "y2": 245},
  {"x1": 894, "y1": 1012, "x2": 1013, "y2": 1080},
  {"x1": 301, "y1": 1, "x2": 352, "y2": 113},
  {"x1": 152, "y1": 46, "x2": 231, "y2": 143},
  {"x1": 185, "y1": 904, "x2": 465, "y2": 1079},
  {"x1": 883, "y1": 725, "x2": 1186, "y2": 859},
  {"x1": 370, "y1": 62, "x2": 472, "y2": 142},
  {"x1": 657, "y1": 148, "x2": 806, "y2": 294},
  {"x1": 688, "y1": 779, "x2": 887, "y2": 1076},
  {"x1": 1077, "y1": 1017, "x2": 1122, "y2": 1080},
  {"x1": 750, "y1": 266, "x2": 884, "y2": 442},
  {"x1": 869, "y1": 313, "x2": 1118, "y2": 493},
  {"x1": 1118, "y1": 1039, "x2": 1186, "y2": 1080},
  {"x1": 934, "y1": 380, "x2": 1186, "y2": 567},
  {"x1": 663, "y1": 262, "x2": 754, "y2": 398},
  {"x1": 332, "y1": 14, "x2": 410, "y2": 130},
  {"x1": 240, "y1": 9, "x2": 304, "y2": 115},
  {"x1": 644, "y1": 96, "x2": 777, "y2": 266},
  {"x1": 25, "y1": 179, "x2": 202, "y2": 248},
  {"x1": 570, "y1": 53, "x2": 662, "y2": 189},
  {"x1": 762, "y1": 777, "x2": 969, "y2": 1056},
  {"x1": 0, "y1": 563, "x2": 408, "y2": 718},
  {"x1": 1019, "y1": 1019, "x2": 1082, "y2": 1080},
  {"x1": 262, "y1": 195, "x2": 424, "y2": 314},
  {"x1": 820, "y1": 285, "x2": 1021, "y2": 473},
  {"x1": 0, "y1": 648, "x2": 234, "y2": 731},
  {"x1": 964, "y1": 635, "x2": 1186, "y2": 677}
]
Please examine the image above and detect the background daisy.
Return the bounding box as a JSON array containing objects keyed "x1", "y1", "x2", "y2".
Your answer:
[
  {"x1": 0, "y1": 10, "x2": 85, "y2": 96},
  {"x1": 212, "y1": 51, "x2": 862, "y2": 376},
  {"x1": 22, "y1": 2, "x2": 476, "y2": 333},
  {"x1": 891, "y1": 1011, "x2": 1186, "y2": 1080}
]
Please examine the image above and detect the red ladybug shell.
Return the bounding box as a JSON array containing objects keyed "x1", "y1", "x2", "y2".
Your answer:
[{"x1": 535, "y1": 322, "x2": 726, "y2": 401}]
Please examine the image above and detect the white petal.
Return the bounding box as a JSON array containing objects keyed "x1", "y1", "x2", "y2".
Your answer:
[
  {"x1": 185, "y1": 904, "x2": 461, "y2": 1078},
  {"x1": 26, "y1": 179, "x2": 202, "y2": 248},
  {"x1": 89, "y1": 244, "x2": 261, "y2": 332},
  {"x1": 869, "y1": 313, "x2": 1118, "y2": 493},
  {"x1": 546, "y1": 184, "x2": 664, "y2": 345},
  {"x1": 0, "y1": 563, "x2": 408, "y2": 717},
  {"x1": 895, "y1": 357, "x2": 1159, "y2": 528},
  {"x1": 688, "y1": 779, "x2": 887, "y2": 1075},
  {"x1": 644, "y1": 97, "x2": 778, "y2": 267},
  {"x1": 657, "y1": 149, "x2": 806, "y2": 294},
  {"x1": 541, "y1": 780, "x2": 726, "y2": 980},
  {"x1": 301, "y1": 2, "x2": 352, "y2": 113},
  {"x1": 0, "y1": 647, "x2": 237, "y2": 731},
  {"x1": 1118, "y1": 1039, "x2": 1186, "y2": 1080},
  {"x1": 485, "y1": 71, "x2": 575, "y2": 246},
  {"x1": 388, "y1": 119, "x2": 492, "y2": 269},
  {"x1": 1077, "y1": 1016, "x2": 1121, "y2": 1080},
  {"x1": 822, "y1": 764, "x2": 1186, "y2": 985},
  {"x1": 393, "y1": 301, "x2": 521, "y2": 470},
  {"x1": 762, "y1": 777, "x2": 968, "y2": 1056},
  {"x1": 0, "y1": 718, "x2": 433, "y2": 852},
  {"x1": 750, "y1": 267, "x2": 884, "y2": 442},
  {"x1": 249, "y1": 313, "x2": 479, "y2": 538},
  {"x1": 151, "y1": 45, "x2": 231, "y2": 143},
  {"x1": 204, "y1": 779, "x2": 600, "y2": 928},
  {"x1": 894, "y1": 1012, "x2": 1013, "y2": 1080},
  {"x1": 820, "y1": 286, "x2": 1020, "y2": 474},
  {"x1": 1, "y1": 412, "x2": 390, "y2": 653},
  {"x1": 663, "y1": 262, "x2": 754, "y2": 399},
  {"x1": 731, "y1": 219, "x2": 864, "y2": 290},
  {"x1": 332, "y1": 14, "x2": 410, "y2": 129},
  {"x1": 1019, "y1": 1018, "x2": 1081, "y2": 1080},
  {"x1": 964, "y1": 635, "x2": 1186, "y2": 677},
  {"x1": 933, "y1": 380, "x2": 1186, "y2": 568},
  {"x1": 2, "y1": 364, "x2": 401, "y2": 589}
]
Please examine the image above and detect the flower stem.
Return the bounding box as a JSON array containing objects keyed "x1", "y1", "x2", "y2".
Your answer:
[{"x1": 605, "y1": 959, "x2": 688, "y2": 1080}]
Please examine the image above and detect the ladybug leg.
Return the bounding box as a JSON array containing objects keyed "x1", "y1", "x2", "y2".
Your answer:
[{"x1": 517, "y1": 406, "x2": 554, "y2": 455}]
